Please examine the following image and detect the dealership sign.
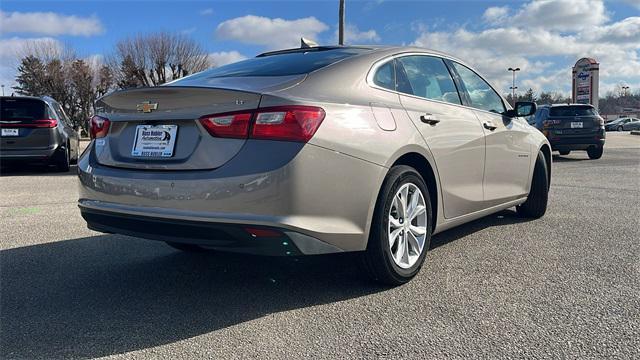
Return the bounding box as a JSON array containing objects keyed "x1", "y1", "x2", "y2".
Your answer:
[{"x1": 572, "y1": 58, "x2": 599, "y2": 110}]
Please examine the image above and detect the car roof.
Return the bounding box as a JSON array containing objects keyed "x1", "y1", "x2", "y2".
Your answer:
[
  {"x1": 1, "y1": 95, "x2": 57, "y2": 104},
  {"x1": 538, "y1": 103, "x2": 595, "y2": 108}
]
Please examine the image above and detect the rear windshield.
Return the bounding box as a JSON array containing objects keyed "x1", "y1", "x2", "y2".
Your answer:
[
  {"x1": 549, "y1": 106, "x2": 597, "y2": 117},
  {"x1": 177, "y1": 48, "x2": 371, "y2": 80},
  {"x1": 1, "y1": 98, "x2": 47, "y2": 123}
]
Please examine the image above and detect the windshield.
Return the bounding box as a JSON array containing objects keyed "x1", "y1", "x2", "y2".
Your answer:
[
  {"x1": 172, "y1": 48, "x2": 372, "y2": 82},
  {"x1": 549, "y1": 106, "x2": 597, "y2": 117},
  {"x1": 1, "y1": 98, "x2": 47, "y2": 123}
]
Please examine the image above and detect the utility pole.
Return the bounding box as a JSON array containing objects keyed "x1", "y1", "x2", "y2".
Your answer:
[
  {"x1": 338, "y1": 0, "x2": 345, "y2": 45},
  {"x1": 1, "y1": 85, "x2": 4, "y2": 96},
  {"x1": 508, "y1": 67, "x2": 520, "y2": 105},
  {"x1": 622, "y1": 85, "x2": 630, "y2": 96}
]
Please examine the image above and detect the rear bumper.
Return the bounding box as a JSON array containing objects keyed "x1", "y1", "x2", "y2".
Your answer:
[
  {"x1": 550, "y1": 137, "x2": 605, "y2": 151},
  {"x1": 0, "y1": 145, "x2": 59, "y2": 162},
  {"x1": 77, "y1": 140, "x2": 386, "y2": 254}
]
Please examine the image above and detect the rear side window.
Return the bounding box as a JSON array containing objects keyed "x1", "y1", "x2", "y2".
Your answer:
[
  {"x1": 0, "y1": 98, "x2": 47, "y2": 123},
  {"x1": 451, "y1": 62, "x2": 505, "y2": 114},
  {"x1": 549, "y1": 106, "x2": 597, "y2": 116},
  {"x1": 373, "y1": 61, "x2": 395, "y2": 91},
  {"x1": 395, "y1": 56, "x2": 461, "y2": 105},
  {"x1": 176, "y1": 48, "x2": 371, "y2": 80}
]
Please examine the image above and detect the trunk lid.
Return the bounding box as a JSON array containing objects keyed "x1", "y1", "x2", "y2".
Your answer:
[
  {"x1": 1, "y1": 97, "x2": 55, "y2": 150},
  {"x1": 545, "y1": 105, "x2": 601, "y2": 136},
  {"x1": 93, "y1": 87, "x2": 262, "y2": 171}
]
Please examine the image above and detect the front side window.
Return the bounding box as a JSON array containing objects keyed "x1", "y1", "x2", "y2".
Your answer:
[
  {"x1": 373, "y1": 60, "x2": 395, "y2": 91},
  {"x1": 451, "y1": 62, "x2": 505, "y2": 114},
  {"x1": 395, "y1": 56, "x2": 461, "y2": 105}
]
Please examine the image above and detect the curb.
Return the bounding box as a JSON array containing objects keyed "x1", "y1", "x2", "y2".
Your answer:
[{"x1": 631, "y1": 131, "x2": 640, "y2": 136}]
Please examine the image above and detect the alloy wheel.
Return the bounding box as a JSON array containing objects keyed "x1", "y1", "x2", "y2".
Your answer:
[{"x1": 388, "y1": 183, "x2": 428, "y2": 269}]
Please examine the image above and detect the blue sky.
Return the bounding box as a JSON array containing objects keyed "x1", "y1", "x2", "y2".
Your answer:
[{"x1": 1, "y1": 0, "x2": 639, "y2": 96}]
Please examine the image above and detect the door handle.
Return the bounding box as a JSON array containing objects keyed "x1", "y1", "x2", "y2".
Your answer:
[
  {"x1": 420, "y1": 114, "x2": 440, "y2": 126},
  {"x1": 483, "y1": 122, "x2": 497, "y2": 131}
]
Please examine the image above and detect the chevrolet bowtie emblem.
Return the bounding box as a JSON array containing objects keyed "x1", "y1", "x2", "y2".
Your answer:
[{"x1": 136, "y1": 101, "x2": 158, "y2": 113}]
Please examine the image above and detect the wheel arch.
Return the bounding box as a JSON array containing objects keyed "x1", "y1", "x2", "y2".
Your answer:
[
  {"x1": 538, "y1": 143, "x2": 552, "y2": 186},
  {"x1": 389, "y1": 152, "x2": 439, "y2": 233}
]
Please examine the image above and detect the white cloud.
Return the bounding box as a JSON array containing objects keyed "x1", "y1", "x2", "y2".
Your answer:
[
  {"x1": 413, "y1": 0, "x2": 640, "y2": 95},
  {"x1": 508, "y1": 0, "x2": 609, "y2": 31},
  {"x1": 482, "y1": 6, "x2": 509, "y2": 24},
  {"x1": 337, "y1": 24, "x2": 380, "y2": 43},
  {"x1": 0, "y1": 10, "x2": 104, "y2": 36},
  {"x1": 200, "y1": 8, "x2": 214, "y2": 16},
  {"x1": 208, "y1": 51, "x2": 247, "y2": 67},
  {"x1": 215, "y1": 15, "x2": 329, "y2": 49}
]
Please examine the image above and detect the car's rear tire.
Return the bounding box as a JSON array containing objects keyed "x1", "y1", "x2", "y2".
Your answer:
[
  {"x1": 587, "y1": 146, "x2": 603, "y2": 159},
  {"x1": 517, "y1": 151, "x2": 548, "y2": 219},
  {"x1": 165, "y1": 242, "x2": 209, "y2": 252},
  {"x1": 617, "y1": 126, "x2": 624, "y2": 132},
  {"x1": 559, "y1": 150, "x2": 570, "y2": 156},
  {"x1": 56, "y1": 144, "x2": 70, "y2": 172},
  {"x1": 362, "y1": 165, "x2": 432, "y2": 285}
]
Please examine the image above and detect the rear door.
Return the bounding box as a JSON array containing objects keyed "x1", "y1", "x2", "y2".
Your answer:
[
  {"x1": 447, "y1": 61, "x2": 531, "y2": 205},
  {"x1": 0, "y1": 97, "x2": 55, "y2": 150},
  {"x1": 395, "y1": 55, "x2": 486, "y2": 219}
]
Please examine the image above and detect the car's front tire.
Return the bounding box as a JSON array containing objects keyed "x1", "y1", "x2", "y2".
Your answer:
[
  {"x1": 587, "y1": 146, "x2": 603, "y2": 159},
  {"x1": 362, "y1": 165, "x2": 432, "y2": 285},
  {"x1": 517, "y1": 151, "x2": 549, "y2": 219},
  {"x1": 617, "y1": 126, "x2": 624, "y2": 132}
]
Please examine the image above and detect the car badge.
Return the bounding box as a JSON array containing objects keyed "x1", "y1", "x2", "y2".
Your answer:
[{"x1": 137, "y1": 101, "x2": 158, "y2": 113}]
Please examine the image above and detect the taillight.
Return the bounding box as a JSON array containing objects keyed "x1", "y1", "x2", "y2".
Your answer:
[
  {"x1": 90, "y1": 115, "x2": 110, "y2": 139},
  {"x1": 199, "y1": 111, "x2": 251, "y2": 139},
  {"x1": 198, "y1": 105, "x2": 325, "y2": 143},
  {"x1": 251, "y1": 106, "x2": 325, "y2": 142},
  {"x1": 543, "y1": 119, "x2": 561, "y2": 127},
  {"x1": 0, "y1": 119, "x2": 57, "y2": 128}
]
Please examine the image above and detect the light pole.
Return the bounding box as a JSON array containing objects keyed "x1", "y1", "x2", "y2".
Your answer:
[
  {"x1": 1, "y1": 84, "x2": 4, "y2": 96},
  {"x1": 338, "y1": 0, "x2": 345, "y2": 45},
  {"x1": 508, "y1": 67, "x2": 520, "y2": 105},
  {"x1": 622, "y1": 85, "x2": 630, "y2": 96}
]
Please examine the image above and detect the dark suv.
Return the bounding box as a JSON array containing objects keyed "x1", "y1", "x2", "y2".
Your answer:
[
  {"x1": 1, "y1": 96, "x2": 80, "y2": 171},
  {"x1": 530, "y1": 104, "x2": 605, "y2": 159}
]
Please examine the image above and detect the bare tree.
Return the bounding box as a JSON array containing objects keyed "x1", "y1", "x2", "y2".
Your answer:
[{"x1": 109, "y1": 32, "x2": 210, "y2": 88}]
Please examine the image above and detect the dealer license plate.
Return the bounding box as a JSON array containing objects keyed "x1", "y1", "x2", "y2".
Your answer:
[{"x1": 131, "y1": 125, "x2": 178, "y2": 157}]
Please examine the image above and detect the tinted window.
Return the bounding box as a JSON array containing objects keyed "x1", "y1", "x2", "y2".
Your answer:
[
  {"x1": 176, "y1": 48, "x2": 371, "y2": 80},
  {"x1": 451, "y1": 62, "x2": 505, "y2": 113},
  {"x1": 549, "y1": 106, "x2": 597, "y2": 117},
  {"x1": 373, "y1": 61, "x2": 395, "y2": 91},
  {"x1": 395, "y1": 56, "x2": 461, "y2": 105},
  {"x1": 0, "y1": 98, "x2": 47, "y2": 123}
]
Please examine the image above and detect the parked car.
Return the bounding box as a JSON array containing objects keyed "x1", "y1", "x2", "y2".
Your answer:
[
  {"x1": 605, "y1": 117, "x2": 640, "y2": 131},
  {"x1": 531, "y1": 104, "x2": 605, "y2": 159},
  {"x1": 0, "y1": 96, "x2": 80, "y2": 171},
  {"x1": 78, "y1": 45, "x2": 550, "y2": 285}
]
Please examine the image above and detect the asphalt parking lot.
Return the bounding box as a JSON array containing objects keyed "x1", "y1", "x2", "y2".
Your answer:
[{"x1": 1, "y1": 133, "x2": 639, "y2": 359}]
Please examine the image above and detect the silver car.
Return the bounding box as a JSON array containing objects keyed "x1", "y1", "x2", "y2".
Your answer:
[{"x1": 78, "y1": 46, "x2": 551, "y2": 284}]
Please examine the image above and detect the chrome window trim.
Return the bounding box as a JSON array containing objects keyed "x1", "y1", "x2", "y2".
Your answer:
[{"x1": 366, "y1": 51, "x2": 511, "y2": 117}]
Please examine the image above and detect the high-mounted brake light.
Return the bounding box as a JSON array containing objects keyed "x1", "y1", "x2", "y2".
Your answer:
[
  {"x1": 90, "y1": 115, "x2": 111, "y2": 139},
  {"x1": 0, "y1": 119, "x2": 57, "y2": 128},
  {"x1": 198, "y1": 105, "x2": 325, "y2": 143}
]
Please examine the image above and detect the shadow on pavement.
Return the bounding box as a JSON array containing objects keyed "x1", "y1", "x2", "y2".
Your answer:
[
  {"x1": 1, "y1": 209, "x2": 531, "y2": 358},
  {"x1": 0, "y1": 235, "x2": 385, "y2": 359},
  {"x1": 0, "y1": 163, "x2": 77, "y2": 177},
  {"x1": 430, "y1": 209, "x2": 532, "y2": 250}
]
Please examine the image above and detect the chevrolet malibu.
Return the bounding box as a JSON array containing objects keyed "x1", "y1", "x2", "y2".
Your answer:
[{"x1": 78, "y1": 46, "x2": 551, "y2": 285}]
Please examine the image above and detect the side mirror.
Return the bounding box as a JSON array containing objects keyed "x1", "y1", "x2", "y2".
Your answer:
[{"x1": 506, "y1": 101, "x2": 537, "y2": 118}]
